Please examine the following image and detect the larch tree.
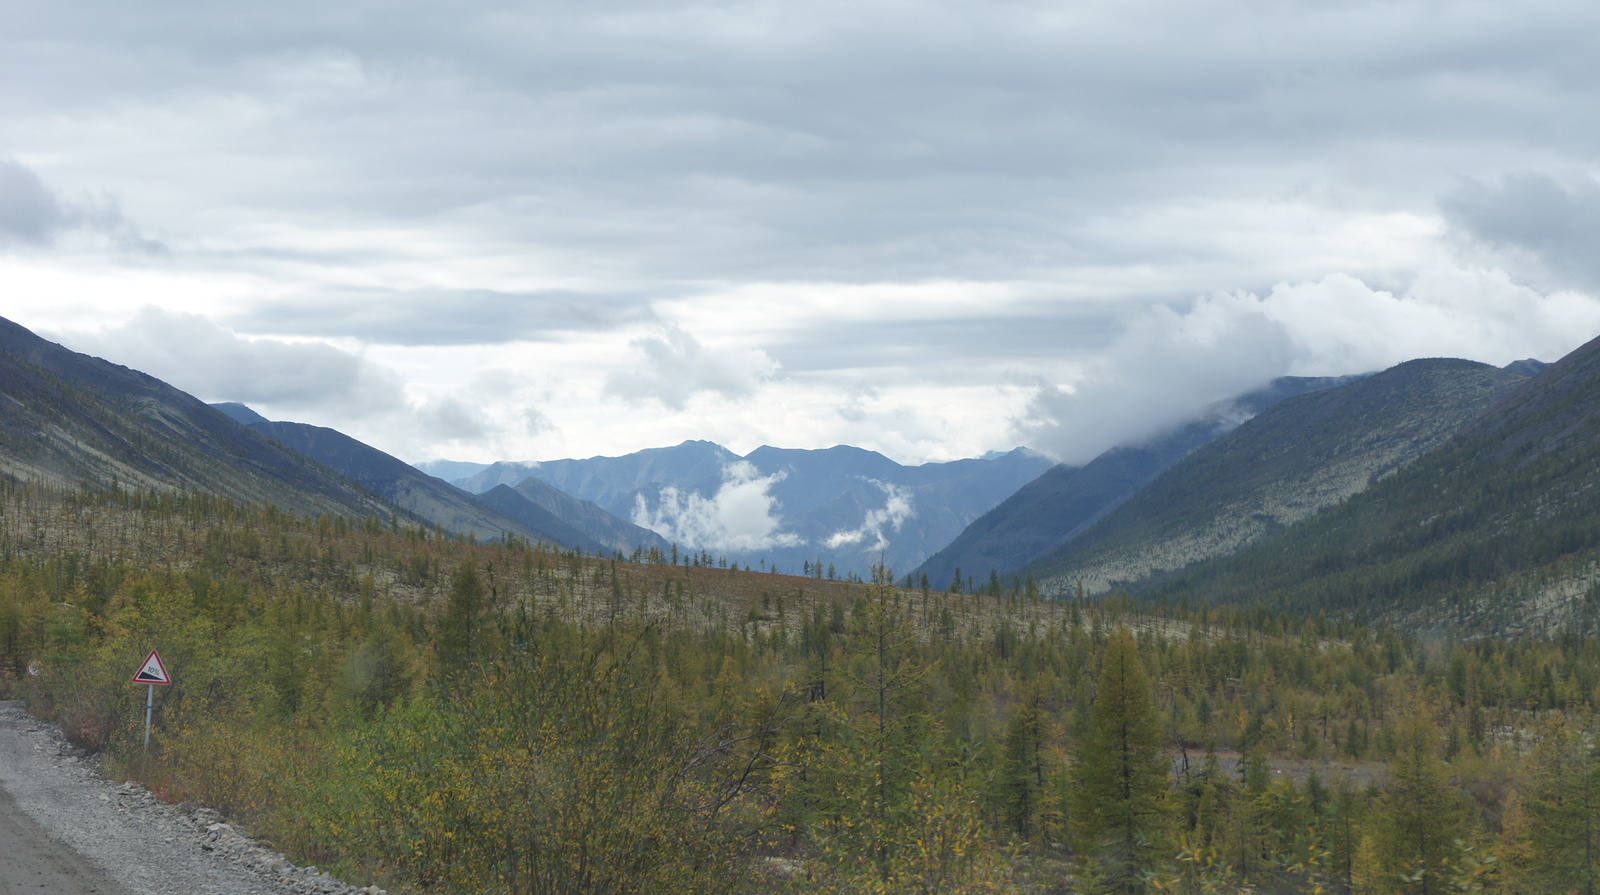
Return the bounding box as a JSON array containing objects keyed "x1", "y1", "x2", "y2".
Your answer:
[
  {"x1": 1373, "y1": 702, "x2": 1471, "y2": 895},
  {"x1": 1526, "y1": 717, "x2": 1600, "y2": 894},
  {"x1": 1070, "y1": 625, "x2": 1171, "y2": 894}
]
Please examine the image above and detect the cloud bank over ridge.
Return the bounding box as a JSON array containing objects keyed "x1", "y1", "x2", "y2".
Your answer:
[{"x1": 3, "y1": 0, "x2": 1599, "y2": 464}]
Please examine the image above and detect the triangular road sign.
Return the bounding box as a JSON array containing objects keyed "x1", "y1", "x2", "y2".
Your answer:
[{"x1": 131, "y1": 650, "x2": 172, "y2": 685}]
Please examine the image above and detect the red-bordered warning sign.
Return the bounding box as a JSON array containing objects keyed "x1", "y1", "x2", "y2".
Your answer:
[{"x1": 131, "y1": 650, "x2": 172, "y2": 685}]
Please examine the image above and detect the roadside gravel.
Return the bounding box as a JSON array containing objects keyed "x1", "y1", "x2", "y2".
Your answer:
[{"x1": 0, "y1": 700, "x2": 386, "y2": 895}]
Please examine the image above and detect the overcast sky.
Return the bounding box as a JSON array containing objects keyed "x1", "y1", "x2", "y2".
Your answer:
[{"x1": 4, "y1": 0, "x2": 1600, "y2": 467}]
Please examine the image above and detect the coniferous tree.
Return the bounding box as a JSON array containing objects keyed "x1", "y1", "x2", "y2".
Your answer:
[
  {"x1": 1526, "y1": 718, "x2": 1600, "y2": 894},
  {"x1": 437, "y1": 560, "x2": 487, "y2": 680},
  {"x1": 1373, "y1": 704, "x2": 1471, "y2": 895},
  {"x1": 1070, "y1": 625, "x2": 1171, "y2": 893},
  {"x1": 997, "y1": 684, "x2": 1047, "y2": 842}
]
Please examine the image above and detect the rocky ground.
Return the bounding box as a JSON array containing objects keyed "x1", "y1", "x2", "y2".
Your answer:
[{"x1": 0, "y1": 700, "x2": 384, "y2": 895}]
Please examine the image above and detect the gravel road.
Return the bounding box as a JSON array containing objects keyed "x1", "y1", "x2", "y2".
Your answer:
[{"x1": 0, "y1": 701, "x2": 385, "y2": 895}]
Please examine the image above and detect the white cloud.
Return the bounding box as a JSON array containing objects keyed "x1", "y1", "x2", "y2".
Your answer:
[
  {"x1": 0, "y1": 157, "x2": 162, "y2": 253},
  {"x1": 604, "y1": 324, "x2": 779, "y2": 410},
  {"x1": 825, "y1": 480, "x2": 915, "y2": 554},
  {"x1": 631, "y1": 460, "x2": 802, "y2": 552},
  {"x1": 1014, "y1": 296, "x2": 1296, "y2": 463},
  {"x1": 1014, "y1": 269, "x2": 1600, "y2": 464},
  {"x1": 9, "y1": 0, "x2": 1600, "y2": 468},
  {"x1": 51, "y1": 307, "x2": 404, "y2": 414},
  {"x1": 1256, "y1": 268, "x2": 1600, "y2": 374},
  {"x1": 1442, "y1": 172, "x2": 1600, "y2": 291}
]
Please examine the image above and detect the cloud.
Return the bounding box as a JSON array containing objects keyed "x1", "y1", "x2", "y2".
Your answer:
[
  {"x1": 605, "y1": 325, "x2": 778, "y2": 409},
  {"x1": 0, "y1": 158, "x2": 161, "y2": 252},
  {"x1": 631, "y1": 460, "x2": 802, "y2": 552},
  {"x1": 51, "y1": 306, "x2": 407, "y2": 415},
  {"x1": 19, "y1": 0, "x2": 1593, "y2": 290},
  {"x1": 1442, "y1": 173, "x2": 1600, "y2": 291},
  {"x1": 1014, "y1": 297, "x2": 1296, "y2": 463},
  {"x1": 11, "y1": 1, "x2": 1600, "y2": 469},
  {"x1": 231, "y1": 287, "x2": 657, "y2": 346},
  {"x1": 1014, "y1": 271, "x2": 1600, "y2": 463},
  {"x1": 0, "y1": 159, "x2": 61, "y2": 244},
  {"x1": 414, "y1": 395, "x2": 489, "y2": 443},
  {"x1": 522, "y1": 407, "x2": 555, "y2": 436},
  {"x1": 825, "y1": 480, "x2": 915, "y2": 554}
]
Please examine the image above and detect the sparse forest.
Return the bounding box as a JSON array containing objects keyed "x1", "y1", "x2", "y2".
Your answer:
[{"x1": 6, "y1": 480, "x2": 1600, "y2": 894}]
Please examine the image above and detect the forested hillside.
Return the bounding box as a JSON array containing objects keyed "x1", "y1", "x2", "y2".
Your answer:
[
  {"x1": 1027, "y1": 358, "x2": 1528, "y2": 597},
  {"x1": 915, "y1": 375, "x2": 1359, "y2": 589},
  {"x1": 1150, "y1": 333, "x2": 1600, "y2": 634},
  {"x1": 5, "y1": 479, "x2": 1600, "y2": 893}
]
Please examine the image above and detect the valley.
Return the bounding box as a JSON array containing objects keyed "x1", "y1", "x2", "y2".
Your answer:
[{"x1": 7, "y1": 314, "x2": 1600, "y2": 892}]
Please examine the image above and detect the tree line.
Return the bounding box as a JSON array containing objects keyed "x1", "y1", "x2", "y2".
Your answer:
[{"x1": 5, "y1": 481, "x2": 1600, "y2": 892}]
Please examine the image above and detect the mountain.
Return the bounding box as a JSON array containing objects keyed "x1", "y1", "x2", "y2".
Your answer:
[
  {"x1": 914, "y1": 375, "x2": 1360, "y2": 588},
  {"x1": 501, "y1": 477, "x2": 672, "y2": 556},
  {"x1": 216, "y1": 409, "x2": 666, "y2": 554},
  {"x1": 1503, "y1": 358, "x2": 1551, "y2": 378},
  {"x1": 457, "y1": 440, "x2": 741, "y2": 504},
  {"x1": 1122, "y1": 343, "x2": 1600, "y2": 631},
  {"x1": 453, "y1": 441, "x2": 1054, "y2": 577},
  {"x1": 1024, "y1": 358, "x2": 1531, "y2": 597},
  {"x1": 212, "y1": 402, "x2": 270, "y2": 426},
  {"x1": 469, "y1": 485, "x2": 608, "y2": 552},
  {"x1": 0, "y1": 316, "x2": 393, "y2": 519},
  {"x1": 240, "y1": 419, "x2": 609, "y2": 550},
  {"x1": 413, "y1": 459, "x2": 492, "y2": 482}
]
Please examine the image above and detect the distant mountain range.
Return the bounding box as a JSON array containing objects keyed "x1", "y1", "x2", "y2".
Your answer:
[
  {"x1": 16, "y1": 305, "x2": 1600, "y2": 633},
  {"x1": 211, "y1": 409, "x2": 663, "y2": 554},
  {"x1": 444, "y1": 442, "x2": 1055, "y2": 577}
]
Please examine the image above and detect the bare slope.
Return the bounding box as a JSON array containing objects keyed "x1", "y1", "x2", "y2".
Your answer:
[{"x1": 0, "y1": 317, "x2": 392, "y2": 520}]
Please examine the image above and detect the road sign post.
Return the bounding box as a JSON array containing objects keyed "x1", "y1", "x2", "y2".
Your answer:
[{"x1": 131, "y1": 650, "x2": 172, "y2": 749}]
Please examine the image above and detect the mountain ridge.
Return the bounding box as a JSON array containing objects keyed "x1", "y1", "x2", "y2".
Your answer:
[
  {"x1": 1134, "y1": 340, "x2": 1600, "y2": 632},
  {"x1": 912, "y1": 375, "x2": 1361, "y2": 588},
  {"x1": 0, "y1": 316, "x2": 394, "y2": 520},
  {"x1": 453, "y1": 441, "x2": 1054, "y2": 576},
  {"x1": 1025, "y1": 357, "x2": 1530, "y2": 597}
]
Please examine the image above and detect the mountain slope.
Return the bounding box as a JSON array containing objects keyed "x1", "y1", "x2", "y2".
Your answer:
[
  {"x1": 457, "y1": 441, "x2": 741, "y2": 506},
  {"x1": 471, "y1": 485, "x2": 608, "y2": 552},
  {"x1": 914, "y1": 375, "x2": 1359, "y2": 587},
  {"x1": 505, "y1": 477, "x2": 672, "y2": 555},
  {"x1": 737, "y1": 445, "x2": 1054, "y2": 575},
  {"x1": 0, "y1": 316, "x2": 392, "y2": 519},
  {"x1": 243, "y1": 420, "x2": 612, "y2": 551},
  {"x1": 1141, "y1": 343, "x2": 1600, "y2": 632},
  {"x1": 1026, "y1": 358, "x2": 1530, "y2": 596},
  {"x1": 455, "y1": 441, "x2": 1054, "y2": 576}
]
